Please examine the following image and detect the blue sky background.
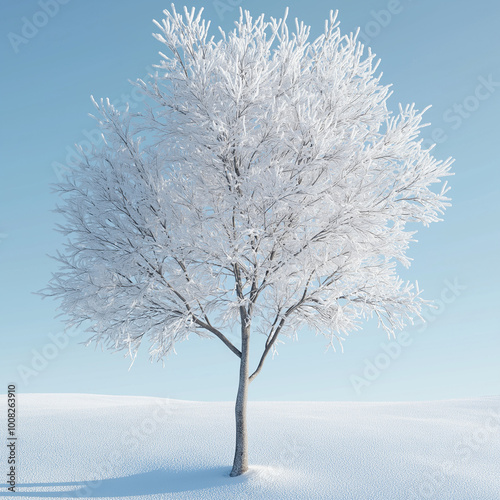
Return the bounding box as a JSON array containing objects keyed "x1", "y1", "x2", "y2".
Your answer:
[{"x1": 1, "y1": 0, "x2": 498, "y2": 402}]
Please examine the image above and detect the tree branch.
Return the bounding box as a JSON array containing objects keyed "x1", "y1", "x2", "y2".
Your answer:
[
  {"x1": 164, "y1": 279, "x2": 241, "y2": 358},
  {"x1": 193, "y1": 317, "x2": 242, "y2": 358},
  {"x1": 249, "y1": 274, "x2": 313, "y2": 382}
]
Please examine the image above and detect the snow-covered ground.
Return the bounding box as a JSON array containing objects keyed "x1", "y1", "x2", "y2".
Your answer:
[{"x1": 1, "y1": 394, "x2": 499, "y2": 499}]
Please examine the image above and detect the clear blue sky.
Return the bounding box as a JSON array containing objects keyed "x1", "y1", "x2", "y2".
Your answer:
[{"x1": 1, "y1": 0, "x2": 498, "y2": 402}]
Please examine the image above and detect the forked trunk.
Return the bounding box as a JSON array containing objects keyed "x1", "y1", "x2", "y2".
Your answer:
[{"x1": 230, "y1": 323, "x2": 250, "y2": 477}]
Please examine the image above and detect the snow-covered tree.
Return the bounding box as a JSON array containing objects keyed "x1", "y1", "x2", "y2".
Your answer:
[{"x1": 44, "y1": 6, "x2": 453, "y2": 476}]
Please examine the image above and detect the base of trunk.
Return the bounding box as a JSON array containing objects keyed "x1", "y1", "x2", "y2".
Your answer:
[{"x1": 230, "y1": 465, "x2": 249, "y2": 477}]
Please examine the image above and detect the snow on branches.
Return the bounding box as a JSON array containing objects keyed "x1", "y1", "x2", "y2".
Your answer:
[{"x1": 44, "y1": 6, "x2": 453, "y2": 364}]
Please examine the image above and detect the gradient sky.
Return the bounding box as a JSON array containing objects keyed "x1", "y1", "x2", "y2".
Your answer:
[{"x1": 1, "y1": 0, "x2": 498, "y2": 402}]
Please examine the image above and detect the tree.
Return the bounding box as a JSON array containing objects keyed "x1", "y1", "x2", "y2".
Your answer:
[{"x1": 44, "y1": 5, "x2": 453, "y2": 477}]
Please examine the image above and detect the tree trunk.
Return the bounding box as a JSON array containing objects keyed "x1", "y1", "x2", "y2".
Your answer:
[{"x1": 230, "y1": 322, "x2": 250, "y2": 477}]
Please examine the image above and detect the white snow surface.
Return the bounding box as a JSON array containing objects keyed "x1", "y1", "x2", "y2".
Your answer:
[{"x1": 1, "y1": 394, "x2": 499, "y2": 499}]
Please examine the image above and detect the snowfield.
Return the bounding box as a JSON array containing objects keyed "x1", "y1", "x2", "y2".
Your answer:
[{"x1": 1, "y1": 394, "x2": 499, "y2": 499}]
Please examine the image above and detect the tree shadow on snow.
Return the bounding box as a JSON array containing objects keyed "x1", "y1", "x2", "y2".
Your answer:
[{"x1": 0, "y1": 467, "x2": 248, "y2": 497}]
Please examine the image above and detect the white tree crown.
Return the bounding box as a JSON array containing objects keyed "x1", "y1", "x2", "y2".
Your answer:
[{"x1": 45, "y1": 5, "x2": 453, "y2": 364}]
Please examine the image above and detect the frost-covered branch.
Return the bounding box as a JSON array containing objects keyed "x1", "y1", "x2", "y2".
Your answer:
[{"x1": 44, "y1": 5, "x2": 452, "y2": 372}]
